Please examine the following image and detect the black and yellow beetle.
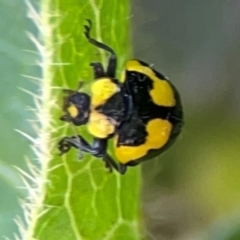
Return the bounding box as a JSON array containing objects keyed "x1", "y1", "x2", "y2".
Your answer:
[{"x1": 58, "y1": 20, "x2": 183, "y2": 174}]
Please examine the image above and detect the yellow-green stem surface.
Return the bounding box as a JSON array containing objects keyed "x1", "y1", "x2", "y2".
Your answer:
[{"x1": 26, "y1": 1, "x2": 141, "y2": 239}]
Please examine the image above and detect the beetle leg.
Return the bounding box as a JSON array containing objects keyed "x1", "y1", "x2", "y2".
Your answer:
[
  {"x1": 106, "y1": 54, "x2": 117, "y2": 78},
  {"x1": 58, "y1": 135, "x2": 105, "y2": 156},
  {"x1": 58, "y1": 135, "x2": 126, "y2": 174},
  {"x1": 91, "y1": 138, "x2": 127, "y2": 174},
  {"x1": 84, "y1": 19, "x2": 117, "y2": 78},
  {"x1": 102, "y1": 154, "x2": 126, "y2": 174},
  {"x1": 118, "y1": 163, "x2": 127, "y2": 174},
  {"x1": 90, "y1": 62, "x2": 105, "y2": 78}
]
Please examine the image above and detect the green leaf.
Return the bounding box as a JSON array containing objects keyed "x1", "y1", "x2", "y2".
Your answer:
[{"x1": 24, "y1": 0, "x2": 142, "y2": 239}]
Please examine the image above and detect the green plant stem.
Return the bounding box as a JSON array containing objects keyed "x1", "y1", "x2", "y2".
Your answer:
[{"x1": 25, "y1": 1, "x2": 142, "y2": 239}]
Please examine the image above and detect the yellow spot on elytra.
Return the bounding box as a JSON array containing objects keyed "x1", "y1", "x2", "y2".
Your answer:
[
  {"x1": 87, "y1": 111, "x2": 115, "y2": 139},
  {"x1": 91, "y1": 78, "x2": 119, "y2": 106},
  {"x1": 115, "y1": 118, "x2": 172, "y2": 164},
  {"x1": 122, "y1": 60, "x2": 176, "y2": 107},
  {"x1": 150, "y1": 79, "x2": 175, "y2": 107}
]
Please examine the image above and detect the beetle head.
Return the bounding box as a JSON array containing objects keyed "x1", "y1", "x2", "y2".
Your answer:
[{"x1": 60, "y1": 89, "x2": 91, "y2": 126}]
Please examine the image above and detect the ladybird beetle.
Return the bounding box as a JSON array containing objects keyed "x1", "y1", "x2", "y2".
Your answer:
[{"x1": 58, "y1": 20, "x2": 183, "y2": 174}]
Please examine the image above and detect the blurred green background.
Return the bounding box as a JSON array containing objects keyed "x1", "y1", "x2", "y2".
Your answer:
[
  {"x1": 0, "y1": 0, "x2": 38, "y2": 238},
  {"x1": 1, "y1": 0, "x2": 240, "y2": 239}
]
